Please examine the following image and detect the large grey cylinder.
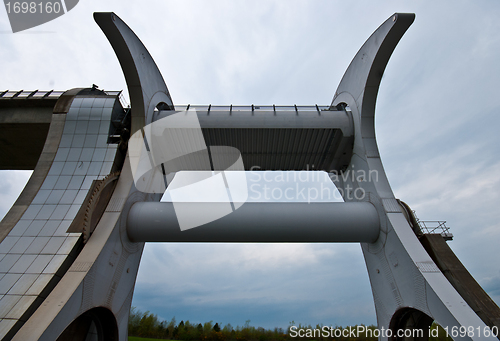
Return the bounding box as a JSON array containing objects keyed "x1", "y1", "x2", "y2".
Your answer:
[{"x1": 127, "y1": 202, "x2": 380, "y2": 243}]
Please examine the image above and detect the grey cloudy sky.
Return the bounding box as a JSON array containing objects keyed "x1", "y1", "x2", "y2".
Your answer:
[{"x1": 1, "y1": 0, "x2": 500, "y2": 330}]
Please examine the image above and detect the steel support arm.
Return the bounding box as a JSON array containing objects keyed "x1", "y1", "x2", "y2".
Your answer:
[{"x1": 126, "y1": 202, "x2": 380, "y2": 243}]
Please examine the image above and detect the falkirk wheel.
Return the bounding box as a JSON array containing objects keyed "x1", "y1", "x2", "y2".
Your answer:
[{"x1": 0, "y1": 12, "x2": 499, "y2": 341}]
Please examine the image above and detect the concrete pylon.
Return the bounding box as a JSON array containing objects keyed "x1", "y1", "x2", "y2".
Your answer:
[
  {"x1": 0, "y1": 12, "x2": 166, "y2": 341},
  {"x1": 331, "y1": 13, "x2": 499, "y2": 341}
]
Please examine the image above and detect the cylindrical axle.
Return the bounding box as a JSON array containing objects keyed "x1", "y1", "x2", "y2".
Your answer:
[{"x1": 127, "y1": 202, "x2": 380, "y2": 243}]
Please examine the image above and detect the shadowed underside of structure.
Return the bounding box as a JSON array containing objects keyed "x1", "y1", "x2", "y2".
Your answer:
[
  {"x1": 420, "y1": 234, "x2": 500, "y2": 331},
  {"x1": 0, "y1": 11, "x2": 499, "y2": 341},
  {"x1": 0, "y1": 92, "x2": 59, "y2": 170}
]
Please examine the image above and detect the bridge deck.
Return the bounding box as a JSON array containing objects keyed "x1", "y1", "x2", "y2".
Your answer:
[
  {"x1": 159, "y1": 106, "x2": 354, "y2": 172},
  {"x1": 0, "y1": 91, "x2": 61, "y2": 170}
]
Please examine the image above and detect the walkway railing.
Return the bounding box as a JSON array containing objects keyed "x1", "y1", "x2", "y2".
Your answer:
[{"x1": 415, "y1": 217, "x2": 453, "y2": 241}]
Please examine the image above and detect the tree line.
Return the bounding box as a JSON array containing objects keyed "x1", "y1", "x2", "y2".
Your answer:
[{"x1": 128, "y1": 307, "x2": 452, "y2": 341}]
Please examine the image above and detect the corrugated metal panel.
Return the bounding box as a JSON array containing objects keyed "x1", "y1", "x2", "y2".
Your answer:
[
  {"x1": 202, "y1": 128, "x2": 341, "y2": 171},
  {"x1": 153, "y1": 106, "x2": 354, "y2": 172}
]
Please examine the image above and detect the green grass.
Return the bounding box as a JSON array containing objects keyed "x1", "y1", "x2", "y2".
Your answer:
[{"x1": 128, "y1": 337, "x2": 174, "y2": 341}]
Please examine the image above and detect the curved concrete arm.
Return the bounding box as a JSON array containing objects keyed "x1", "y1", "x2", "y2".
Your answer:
[
  {"x1": 94, "y1": 12, "x2": 174, "y2": 133},
  {"x1": 331, "y1": 13, "x2": 414, "y2": 117}
]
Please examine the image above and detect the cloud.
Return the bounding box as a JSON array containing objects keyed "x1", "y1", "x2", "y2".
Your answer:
[
  {"x1": 0, "y1": 170, "x2": 32, "y2": 219},
  {"x1": 481, "y1": 272, "x2": 500, "y2": 304},
  {"x1": 1, "y1": 0, "x2": 500, "y2": 331},
  {"x1": 133, "y1": 242, "x2": 374, "y2": 328}
]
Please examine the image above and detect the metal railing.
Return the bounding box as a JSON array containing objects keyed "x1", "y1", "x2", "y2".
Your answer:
[
  {"x1": 173, "y1": 104, "x2": 334, "y2": 112},
  {"x1": 415, "y1": 216, "x2": 453, "y2": 241}
]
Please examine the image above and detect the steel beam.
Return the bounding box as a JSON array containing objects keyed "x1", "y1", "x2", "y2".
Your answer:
[{"x1": 127, "y1": 202, "x2": 380, "y2": 243}]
